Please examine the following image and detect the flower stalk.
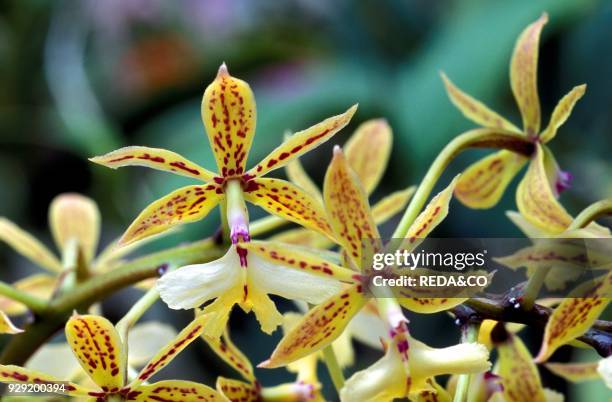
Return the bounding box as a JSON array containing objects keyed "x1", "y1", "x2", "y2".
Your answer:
[
  {"x1": 322, "y1": 343, "x2": 345, "y2": 391},
  {"x1": 453, "y1": 323, "x2": 480, "y2": 402},
  {"x1": 0, "y1": 281, "x2": 47, "y2": 314}
]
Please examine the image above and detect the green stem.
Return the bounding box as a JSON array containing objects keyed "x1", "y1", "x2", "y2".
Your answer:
[
  {"x1": 116, "y1": 287, "x2": 160, "y2": 342},
  {"x1": 0, "y1": 281, "x2": 47, "y2": 314},
  {"x1": 453, "y1": 324, "x2": 479, "y2": 402},
  {"x1": 392, "y1": 129, "x2": 532, "y2": 239},
  {"x1": 249, "y1": 215, "x2": 288, "y2": 237},
  {"x1": 568, "y1": 198, "x2": 612, "y2": 230},
  {"x1": 521, "y1": 266, "x2": 551, "y2": 310},
  {"x1": 322, "y1": 344, "x2": 345, "y2": 392}
]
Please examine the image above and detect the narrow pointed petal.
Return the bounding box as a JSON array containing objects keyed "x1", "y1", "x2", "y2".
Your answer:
[
  {"x1": 202, "y1": 330, "x2": 255, "y2": 382},
  {"x1": 535, "y1": 272, "x2": 612, "y2": 362},
  {"x1": 371, "y1": 186, "x2": 416, "y2": 225},
  {"x1": 243, "y1": 240, "x2": 356, "y2": 282},
  {"x1": 49, "y1": 193, "x2": 100, "y2": 263},
  {"x1": 441, "y1": 73, "x2": 522, "y2": 133},
  {"x1": 202, "y1": 64, "x2": 256, "y2": 177},
  {"x1": 65, "y1": 314, "x2": 124, "y2": 390},
  {"x1": 545, "y1": 361, "x2": 600, "y2": 382},
  {"x1": 401, "y1": 176, "x2": 458, "y2": 252},
  {"x1": 0, "y1": 365, "x2": 93, "y2": 396},
  {"x1": 324, "y1": 147, "x2": 381, "y2": 269},
  {"x1": 90, "y1": 146, "x2": 216, "y2": 181},
  {"x1": 497, "y1": 332, "x2": 546, "y2": 402},
  {"x1": 127, "y1": 322, "x2": 177, "y2": 367},
  {"x1": 0, "y1": 218, "x2": 62, "y2": 272},
  {"x1": 397, "y1": 297, "x2": 467, "y2": 314},
  {"x1": 261, "y1": 284, "x2": 367, "y2": 368},
  {"x1": 345, "y1": 119, "x2": 393, "y2": 194},
  {"x1": 510, "y1": 13, "x2": 548, "y2": 135},
  {"x1": 269, "y1": 227, "x2": 333, "y2": 249},
  {"x1": 157, "y1": 246, "x2": 243, "y2": 310},
  {"x1": 540, "y1": 84, "x2": 586, "y2": 143},
  {"x1": 244, "y1": 178, "x2": 334, "y2": 239},
  {"x1": 516, "y1": 145, "x2": 572, "y2": 233},
  {"x1": 248, "y1": 104, "x2": 357, "y2": 178},
  {"x1": 285, "y1": 157, "x2": 322, "y2": 199},
  {"x1": 216, "y1": 377, "x2": 260, "y2": 402},
  {"x1": 506, "y1": 210, "x2": 549, "y2": 238},
  {"x1": 455, "y1": 150, "x2": 528, "y2": 209},
  {"x1": 133, "y1": 380, "x2": 226, "y2": 402},
  {"x1": 120, "y1": 183, "x2": 223, "y2": 245},
  {"x1": 0, "y1": 311, "x2": 23, "y2": 334},
  {"x1": 132, "y1": 314, "x2": 210, "y2": 387},
  {"x1": 0, "y1": 274, "x2": 56, "y2": 315}
]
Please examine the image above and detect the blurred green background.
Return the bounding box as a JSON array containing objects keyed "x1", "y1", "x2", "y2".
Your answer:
[{"x1": 0, "y1": 0, "x2": 610, "y2": 400}]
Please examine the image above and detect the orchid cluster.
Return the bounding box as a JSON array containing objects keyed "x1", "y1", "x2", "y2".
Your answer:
[{"x1": 0, "y1": 13, "x2": 610, "y2": 402}]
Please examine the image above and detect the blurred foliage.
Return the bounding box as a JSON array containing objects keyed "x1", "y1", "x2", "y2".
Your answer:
[{"x1": 0, "y1": 0, "x2": 610, "y2": 399}]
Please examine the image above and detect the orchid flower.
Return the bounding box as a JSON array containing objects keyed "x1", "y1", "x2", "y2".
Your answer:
[
  {"x1": 201, "y1": 320, "x2": 326, "y2": 402},
  {"x1": 442, "y1": 13, "x2": 586, "y2": 234},
  {"x1": 90, "y1": 63, "x2": 357, "y2": 246},
  {"x1": 260, "y1": 146, "x2": 477, "y2": 368},
  {"x1": 0, "y1": 314, "x2": 224, "y2": 401},
  {"x1": 0, "y1": 193, "x2": 155, "y2": 333},
  {"x1": 274, "y1": 118, "x2": 415, "y2": 248}
]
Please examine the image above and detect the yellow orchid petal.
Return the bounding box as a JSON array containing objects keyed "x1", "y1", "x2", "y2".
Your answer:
[
  {"x1": 455, "y1": 150, "x2": 528, "y2": 209},
  {"x1": 49, "y1": 193, "x2": 100, "y2": 263},
  {"x1": 248, "y1": 104, "x2": 357, "y2": 178},
  {"x1": 269, "y1": 227, "x2": 333, "y2": 249},
  {"x1": 0, "y1": 364, "x2": 93, "y2": 396},
  {"x1": 397, "y1": 297, "x2": 467, "y2": 314},
  {"x1": 133, "y1": 380, "x2": 225, "y2": 402},
  {"x1": 285, "y1": 157, "x2": 322, "y2": 200},
  {"x1": 506, "y1": 210, "x2": 550, "y2": 238},
  {"x1": 244, "y1": 178, "x2": 334, "y2": 239},
  {"x1": 261, "y1": 283, "x2": 367, "y2": 368},
  {"x1": 120, "y1": 183, "x2": 223, "y2": 245},
  {"x1": 597, "y1": 356, "x2": 612, "y2": 389},
  {"x1": 132, "y1": 314, "x2": 210, "y2": 387},
  {"x1": 540, "y1": 84, "x2": 587, "y2": 143},
  {"x1": 243, "y1": 240, "x2": 356, "y2": 282},
  {"x1": 0, "y1": 218, "x2": 62, "y2": 272},
  {"x1": 0, "y1": 274, "x2": 56, "y2": 315},
  {"x1": 545, "y1": 361, "x2": 600, "y2": 382},
  {"x1": 496, "y1": 331, "x2": 546, "y2": 402},
  {"x1": 510, "y1": 13, "x2": 548, "y2": 135},
  {"x1": 202, "y1": 330, "x2": 255, "y2": 382},
  {"x1": 240, "y1": 286, "x2": 284, "y2": 335},
  {"x1": 371, "y1": 186, "x2": 416, "y2": 225},
  {"x1": 202, "y1": 63, "x2": 256, "y2": 177},
  {"x1": 401, "y1": 176, "x2": 458, "y2": 252},
  {"x1": 65, "y1": 314, "x2": 124, "y2": 391},
  {"x1": 127, "y1": 322, "x2": 177, "y2": 368},
  {"x1": 216, "y1": 377, "x2": 260, "y2": 402},
  {"x1": 90, "y1": 146, "x2": 216, "y2": 181},
  {"x1": 27, "y1": 342, "x2": 81, "y2": 381},
  {"x1": 478, "y1": 319, "x2": 498, "y2": 350},
  {"x1": 535, "y1": 271, "x2": 612, "y2": 362},
  {"x1": 200, "y1": 292, "x2": 239, "y2": 339},
  {"x1": 347, "y1": 301, "x2": 387, "y2": 350},
  {"x1": 0, "y1": 311, "x2": 23, "y2": 334},
  {"x1": 345, "y1": 119, "x2": 393, "y2": 194},
  {"x1": 516, "y1": 145, "x2": 572, "y2": 233},
  {"x1": 411, "y1": 379, "x2": 452, "y2": 402},
  {"x1": 324, "y1": 146, "x2": 381, "y2": 269},
  {"x1": 441, "y1": 73, "x2": 521, "y2": 133}
]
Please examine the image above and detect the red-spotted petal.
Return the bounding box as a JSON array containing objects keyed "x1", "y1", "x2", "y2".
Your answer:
[
  {"x1": 345, "y1": 119, "x2": 393, "y2": 195},
  {"x1": 243, "y1": 178, "x2": 334, "y2": 239},
  {"x1": 65, "y1": 314, "x2": 124, "y2": 391},
  {"x1": 540, "y1": 84, "x2": 586, "y2": 143},
  {"x1": 90, "y1": 146, "x2": 216, "y2": 181},
  {"x1": 371, "y1": 186, "x2": 416, "y2": 225},
  {"x1": 132, "y1": 380, "x2": 226, "y2": 401},
  {"x1": 0, "y1": 364, "x2": 93, "y2": 396},
  {"x1": 441, "y1": 73, "x2": 521, "y2": 133},
  {"x1": 285, "y1": 157, "x2": 322, "y2": 200},
  {"x1": 545, "y1": 361, "x2": 600, "y2": 382},
  {"x1": 324, "y1": 146, "x2": 381, "y2": 269},
  {"x1": 261, "y1": 283, "x2": 367, "y2": 368},
  {"x1": 120, "y1": 183, "x2": 224, "y2": 245},
  {"x1": 202, "y1": 330, "x2": 255, "y2": 382},
  {"x1": 131, "y1": 314, "x2": 210, "y2": 387},
  {"x1": 248, "y1": 104, "x2": 357, "y2": 178},
  {"x1": 516, "y1": 145, "x2": 572, "y2": 233},
  {"x1": 202, "y1": 64, "x2": 256, "y2": 178},
  {"x1": 0, "y1": 218, "x2": 62, "y2": 272},
  {"x1": 216, "y1": 377, "x2": 260, "y2": 402},
  {"x1": 535, "y1": 271, "x2": 612, "y2": 362},
  {"x1": 510, "y1": 13, "x2": 548, "y2": 135},
  {"x1": 455, "y1": 150, "x2": 528, "y2": 209}
]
